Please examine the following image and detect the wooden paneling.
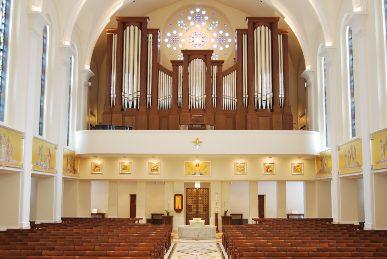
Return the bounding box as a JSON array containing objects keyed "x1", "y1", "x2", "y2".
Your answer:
[{"x1": 186, "y1": 188, "x2": 209, "y2": 225}]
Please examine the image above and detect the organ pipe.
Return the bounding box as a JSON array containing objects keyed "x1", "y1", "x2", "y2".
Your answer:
[
  {"x1": 110, "y1": 34, "x2": 117, "y2": 107},
  {"x1": 278, "y1": 34, "x2": 285, "y2": 108},
  {"x1": 147, "y1": 34, "x2": 153, "y2": 108},
  {"x1": 242, "y1": 33, "x2": 248, "y2": 107},
  {"x1": 212, "y1": 66, "x2": 217, "y2": 108},
  {"x1": 178, "y1": 65, "x2": 183, "y2": 107},
  {"x1": 222, "y1": 71, "x2": 237, "y2": 110},
  {"x1": 158, "y1": 69, "x2": 172, "y2": 110},
  {"x1": 188, "y1": 59, "x2": 206, "y2": 110},
  {"x1": 254, "y1": 25, "x2": 273, "y2": 110}
]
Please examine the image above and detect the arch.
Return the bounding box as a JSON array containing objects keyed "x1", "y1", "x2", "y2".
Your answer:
[
  {"x1": 63, "y1": 0, "x2": 88, "y2": 42},
  {"x1": 308, "y1": 0, "x2": 334, "y2": 45},
  {"x1": 271, "y1": 0, "x2": 313, "y2": 67},
  {"x1": 66, "y1": 0, "x2": 324, "y2": 68}
]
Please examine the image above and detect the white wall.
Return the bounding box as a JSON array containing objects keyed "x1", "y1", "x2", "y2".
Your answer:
[
  {"x1": 374, "y1": 173, "x2": 387, "y2": 229},
  {"x1": 30, "y1": 177, "x2": 38, "y2": 221},
  {"x1": 62, "y1": 179, "x2": 79, "y2": 217},
  {"x1": 145, "y1": 182, "x2": 165, "y2": 218},
  {"x1": 258, "y1": 181, "x2": 277, "y2": 218},
  {"x1": 316, "y1": 180, "x2": 332, "y2": 218},
  {"x1": 229, "y1": 181, "x2": 249, "y2": 219},
  {"x1": 0, "y1": 173, "x2": 21, "y2": 229},
  {"x1": 91, "y1": 180, "x2": 109, "y2": 213},
  {"x1": 76, "y1": 131, "x2": 321, "y2": 156},
  {"x1": 286, "y1": 181, "x2": 305, "y2": 214},
  {"x1": 357, "y1": 178, "x2": 365, "y2": 222}
]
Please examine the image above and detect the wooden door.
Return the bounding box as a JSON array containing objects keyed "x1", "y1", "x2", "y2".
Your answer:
[
  {"x1": 130, "y1": 194, "x2": 136, "y2": 218},
  {"x1": 258, "y1": 195, "x2": 265, "y2": 218},
  {"x1": 186, "y1": 188, "x2": 209, "y2": 225}
]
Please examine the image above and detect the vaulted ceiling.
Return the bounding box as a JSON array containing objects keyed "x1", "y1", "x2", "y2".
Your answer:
[{"x1": 45, "y1": 0, "x2": 361, "y2": 68}]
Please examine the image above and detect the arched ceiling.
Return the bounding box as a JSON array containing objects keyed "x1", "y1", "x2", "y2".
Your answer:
[{"x1": 49, "y1": 0, "x2": 355, "y2": 69}]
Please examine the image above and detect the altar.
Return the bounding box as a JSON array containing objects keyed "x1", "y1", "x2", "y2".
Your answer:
[{"x1": 178, "y1": 218, "x2": 216, "y2": 240}]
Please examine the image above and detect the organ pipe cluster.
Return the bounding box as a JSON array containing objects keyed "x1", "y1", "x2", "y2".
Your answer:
[
  {"x1": 158, "y1": 70, "x2": 172, "y2": 110},
  {"x1": 106, "y1": 17, "x2": 289, "y2": 114},
  {"x1": 254, "y1": 25, "x2": 273, "y2": 109},
  {"x1": 122, "y1": 25, "x2": 142, "y2": 109},
  {"x1": 188, "y1": 59, "x2": 206, "y2": 109},
  {"x1": 223, "y1": 71, "x2": 237, "y2": 110}
]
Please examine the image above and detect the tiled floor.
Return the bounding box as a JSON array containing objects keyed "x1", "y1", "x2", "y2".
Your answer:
[{"x1": 167, "y1": 240, "x2": 226, "y2": 259}]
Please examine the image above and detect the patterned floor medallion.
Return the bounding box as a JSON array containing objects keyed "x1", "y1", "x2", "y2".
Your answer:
[{"x1": 169, "y1": 241, "x2": 223, "y2": 259}]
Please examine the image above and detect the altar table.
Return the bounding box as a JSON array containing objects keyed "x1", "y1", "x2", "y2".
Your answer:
[{"x1": 178, "y1": 225, "x2": 216, "y2": 240}]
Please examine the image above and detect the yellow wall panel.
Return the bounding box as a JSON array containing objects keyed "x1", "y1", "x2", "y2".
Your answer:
[
  {"x1": 32, "y1": 137, "x2": 57, "y2": 174},
  {"x1": 338, "y1": 139, "x2": 362, "y2": 175},
  {"x1": 0, "y1": 126, "x2": 24, "y2": 169},
  {"x1": 371, "y1": 128, "x2": 387, "y2": 170}
]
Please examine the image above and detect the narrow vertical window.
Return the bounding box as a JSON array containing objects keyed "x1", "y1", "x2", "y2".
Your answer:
[
  {"x1": 0, "y1": 0, "x2": 11, "y2": 122},
  {"x1": 67, "y1": 56, "x2": 74, "y2": 146},
  {"x1": 321, "y1": 56, "x2": 328, "y2": 147},
  {"x1": 39, "y1": 25, "x2": 49, "y2": 136},
  {"x1": 385, "y1": 0, "x2": 387, "y2": 49},
  {"x1": 346, "y1": 27, "x2": 356, "y2": 138}
]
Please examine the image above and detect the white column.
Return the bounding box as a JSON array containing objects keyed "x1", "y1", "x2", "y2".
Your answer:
[
  {"x1": 77, "y1": 69, "x2": 94, "y2": 130},
  {"x1": 276, "y1": 181, "x2": 286, "y2": 218},
  {"x1": 324, "y1": 47, "x2": 341, "y2": 224},
  {"x1": 354, "y1": 14, "x2": 375, "y2": 230},
  {"x1": 301, "y1": 70, "x2": 316, "y2": 131},
  {"x1": 19, "y1": 12, "x2": 47, "y2": 229},
  {"x1": 53, "y1": 46, "x2": 74, "y2": 223}
]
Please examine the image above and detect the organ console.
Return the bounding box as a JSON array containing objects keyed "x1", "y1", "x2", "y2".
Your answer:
[{"x1": 102, "y1": 16, "x2": 293, "y2": 130}]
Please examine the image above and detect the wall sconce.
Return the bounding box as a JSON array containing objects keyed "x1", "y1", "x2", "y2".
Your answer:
[{"x1": 193, "y1": 138, "x2": 202, "y2": 150}]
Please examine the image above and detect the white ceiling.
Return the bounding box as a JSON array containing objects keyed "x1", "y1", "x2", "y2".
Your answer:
[{"x1": 47, "y1": 0, "x2": 355, "y2": 69}]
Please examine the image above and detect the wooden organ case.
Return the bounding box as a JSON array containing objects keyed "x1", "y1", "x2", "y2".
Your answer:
[{"x1": 102, "y1": 17, "x2": 293, "y2": 130}]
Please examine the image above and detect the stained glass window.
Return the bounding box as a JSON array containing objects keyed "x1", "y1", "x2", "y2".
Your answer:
[
  {"x1": 0, "y1": 0, "x2": 11, "y2": 122},
  {"x1": 67, "y1": 56, "x2": 74, "y2": 146},
  {"x1": 346, "y1": 27, "x2": 356, "y2": 138},
  {"x1": 321, "y1": 56, "x2": 328, "y2": 147},
  {"x1": 39, "y1": 25, "x2": 49, "y2": 136}
]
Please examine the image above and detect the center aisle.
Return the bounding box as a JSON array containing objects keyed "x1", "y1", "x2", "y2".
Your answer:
[{"x1": 166, "y1": 240, "x2": 226, "y2": 259}]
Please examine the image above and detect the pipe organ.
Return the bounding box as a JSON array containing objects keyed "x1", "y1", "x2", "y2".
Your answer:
[{"x1": 103, "y1": 16, "x2": 292, "y2": 130}]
